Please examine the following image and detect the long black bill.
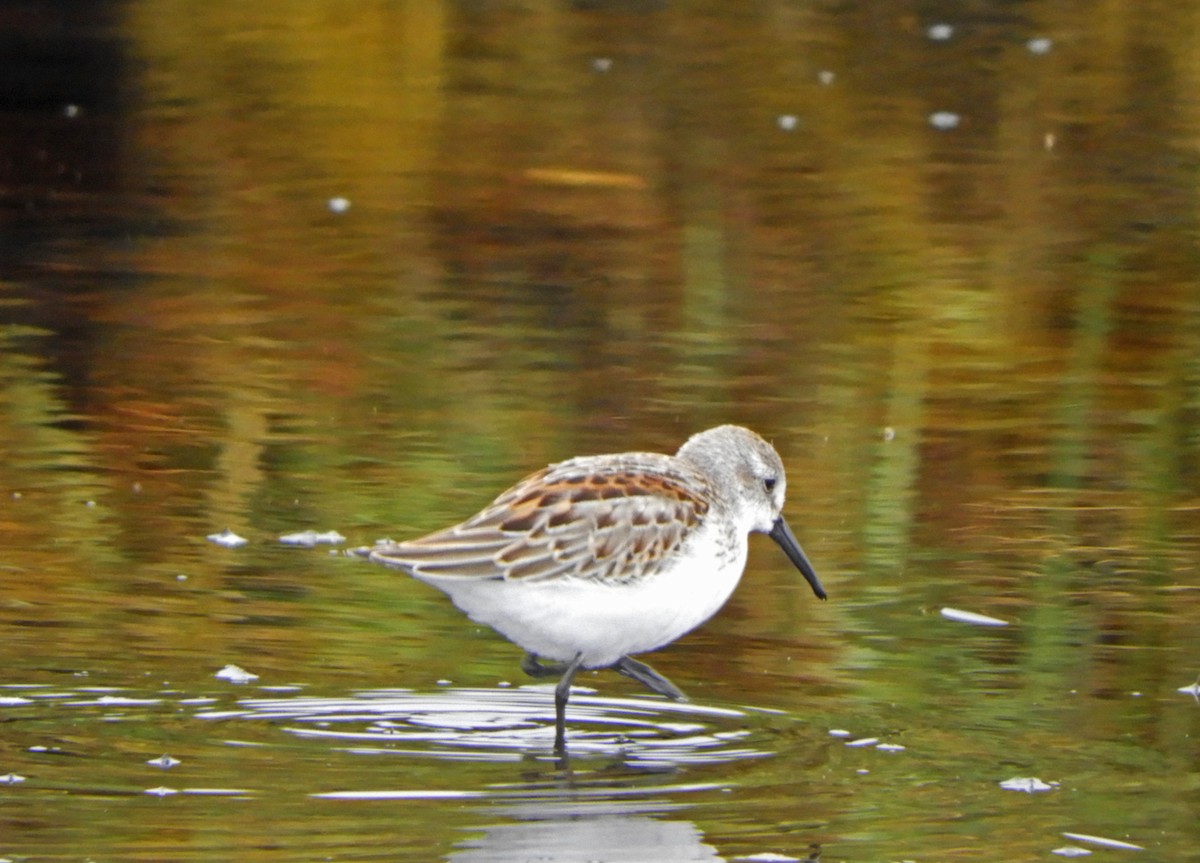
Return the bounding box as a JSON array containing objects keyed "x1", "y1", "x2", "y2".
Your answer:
[{"x1": 768, "y1": 517, "x2": 827, "y2": 600}]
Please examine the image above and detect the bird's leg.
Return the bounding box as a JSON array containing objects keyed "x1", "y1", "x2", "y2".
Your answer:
[
  {"x1": 554, "y1": 653, "x2": 585, "y2": 753},
  {"x1": 613, "y1": 655, "x2": 688, "y2": 702},
  {"x1": 521, "y1": 652, "x2": 570, "y2": 679}
]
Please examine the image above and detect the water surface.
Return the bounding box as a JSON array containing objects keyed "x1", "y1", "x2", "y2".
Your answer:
[{"x1": 2, "y1": 0, "x2": 1199, "y2": 859}]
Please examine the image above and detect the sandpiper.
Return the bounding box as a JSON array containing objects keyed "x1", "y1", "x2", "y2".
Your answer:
[{"x1": 354, "y1": 424, "x2": 826, "y2": 751}]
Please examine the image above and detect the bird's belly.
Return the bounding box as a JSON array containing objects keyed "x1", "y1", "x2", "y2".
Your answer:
[{"x1": 418, "y1": 538, "x2": 748, "y2": 669}]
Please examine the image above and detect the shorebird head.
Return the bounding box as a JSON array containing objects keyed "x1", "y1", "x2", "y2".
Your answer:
[{"x1": 678, "y1": 425, "x2": 827, "y2": 600}]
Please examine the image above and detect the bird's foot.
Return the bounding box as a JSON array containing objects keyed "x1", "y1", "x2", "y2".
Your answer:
[
  {"x1": 553, "y1": 653, "x2": 585, "y2": 753},
  {"x1": 521, "y1": 653, "x2": 572, "y2": 679},
  {"x1": 614, "y1": 655, "x2": 688, "y2": 702}
]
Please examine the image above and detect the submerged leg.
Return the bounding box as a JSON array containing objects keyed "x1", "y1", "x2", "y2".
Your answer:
[
  {"x1": 614, "y1": 656, "x2": 688, "y2": 702},
  {"x1": 521, "y1": 652, "x2": 570, "y2": 679},
  {"x1": 554, "y1": 653, "x2": 585, "y2": 753}
]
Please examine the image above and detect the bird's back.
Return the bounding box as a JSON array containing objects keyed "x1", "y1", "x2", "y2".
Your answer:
[{"x1": 364, "y1": 451, "x2": 714, "y2": 587}]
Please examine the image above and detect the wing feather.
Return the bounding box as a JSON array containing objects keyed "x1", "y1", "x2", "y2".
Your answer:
[{"x1": 366, "y1": 453, "x2": 711, "y2": 585}]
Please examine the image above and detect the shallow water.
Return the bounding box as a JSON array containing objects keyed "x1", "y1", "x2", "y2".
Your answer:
[{"x1": 3, "y1": 0, "x2": 1200, "y2": 860}]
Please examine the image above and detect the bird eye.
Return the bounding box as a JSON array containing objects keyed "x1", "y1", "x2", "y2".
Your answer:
[{"x1": 763, "y1": 476, "x2": 777, "y2": 493}]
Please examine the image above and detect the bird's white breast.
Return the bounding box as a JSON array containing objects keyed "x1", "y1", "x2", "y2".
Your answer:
[{"x1": 416, "y1": 520, "x2": 748, "y2": 669}]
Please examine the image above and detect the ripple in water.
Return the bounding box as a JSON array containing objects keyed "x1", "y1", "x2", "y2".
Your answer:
[{"x1": 196, "y1": 685, "x2": 777, "y2": 767}]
